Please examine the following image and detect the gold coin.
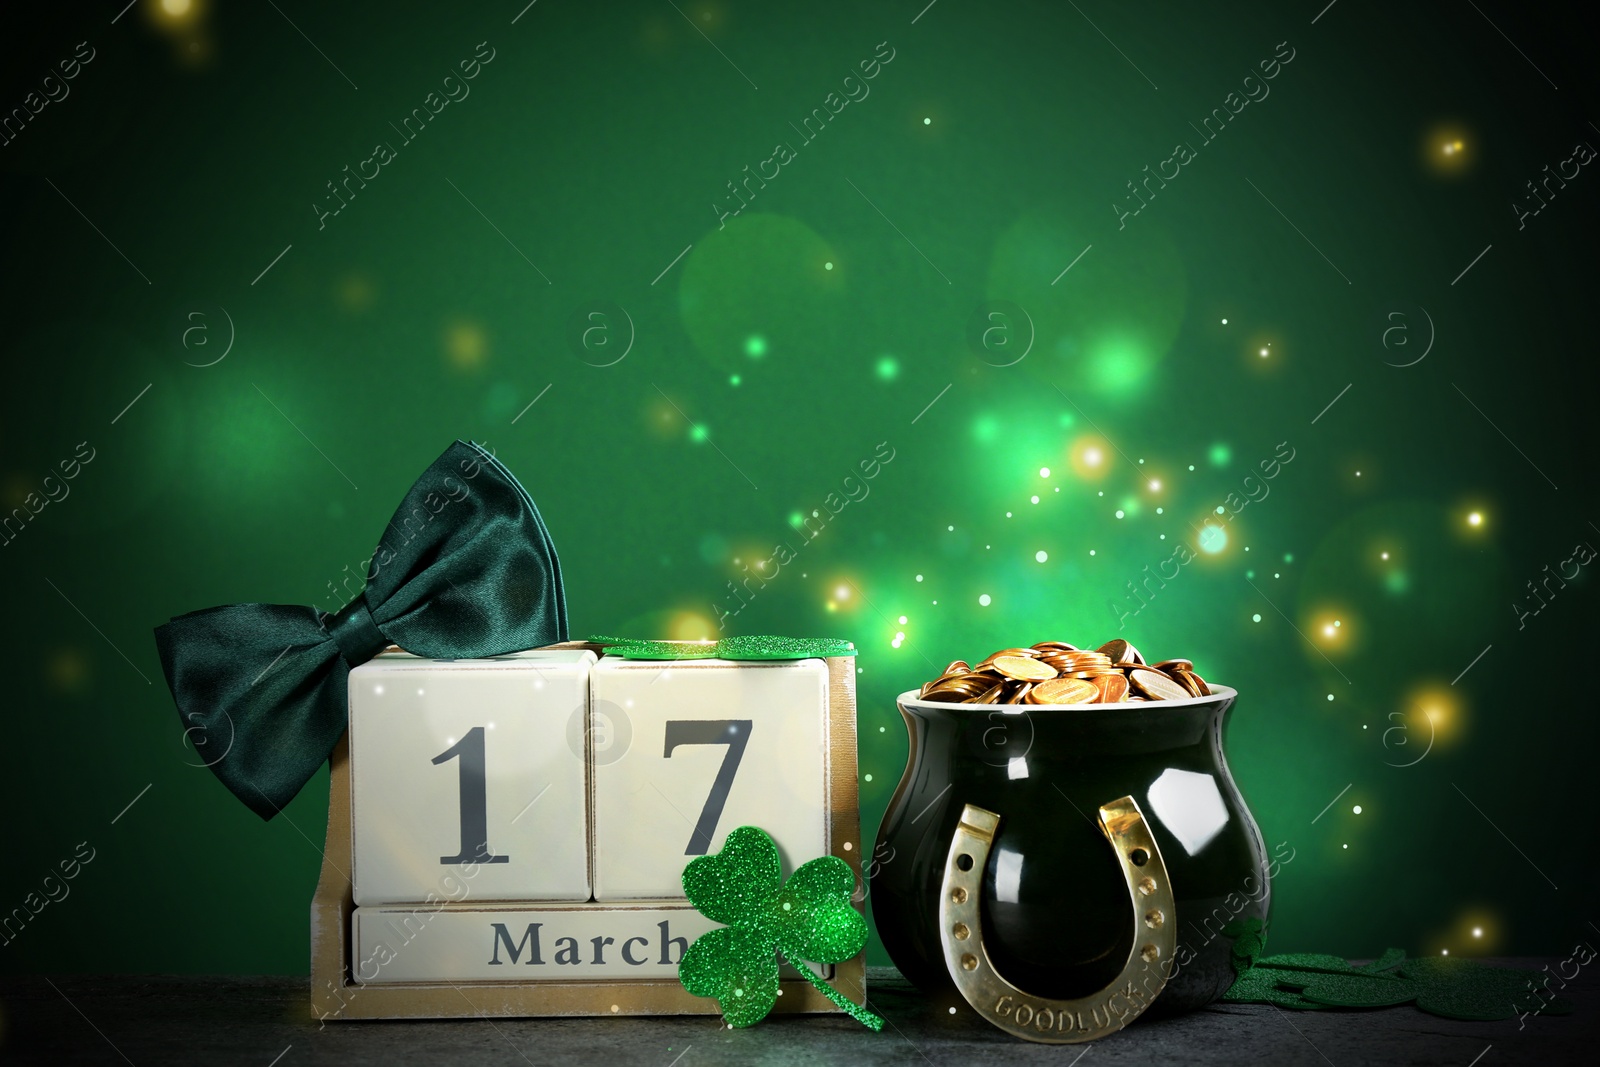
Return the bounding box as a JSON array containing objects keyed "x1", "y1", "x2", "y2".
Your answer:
[
  {"x1": 918, "y1": 642, "x2": 1214, "y2": 705},
  {"x1": 1057, "y1": 668, "x2": 1119, "y2": 681},
  {"x1": 1128, "y1": 668, "x2": 1191, "y2": 701},
  {"x1": 1040, "y1": 650, "x2": 1111, "y2": 669},
  {"x1": 1167, "y1": 668, "x2": 1205, "y2": 699},
  {"x1": 992, "y1": 655, "x2": 1059, "y2": 682},
  {"x1": 972, "y1": 681, "x2": 1007, "y2": 704},
  {"x1": 925, "y1": 675, "x2": 972, "y2": 693},
  {"x1": 975, "y1": 648, "x2": 1038, "y2": 671},
  {"x1": 1092, "y1": 674, "x2": 1130, "y2": 703},
  {"x1": 1098, "y1": 639, "x2": 1145, "y2": 665},
  {"x1": 923, "y1": 674, "x2": 991, "y2": 699},
  {"x1": 1028, "y1": 677, "x2": 1099, "y2": 704}
]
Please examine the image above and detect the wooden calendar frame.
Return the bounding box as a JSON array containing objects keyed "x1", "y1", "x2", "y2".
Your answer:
[{"x1": 310, "y1": 647, "x2": 866, "y2": 1021}]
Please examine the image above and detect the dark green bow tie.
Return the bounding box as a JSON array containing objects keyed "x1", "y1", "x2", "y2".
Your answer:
[{"x1": 154, "y1": 441, "x2": 568, "y2": 820}]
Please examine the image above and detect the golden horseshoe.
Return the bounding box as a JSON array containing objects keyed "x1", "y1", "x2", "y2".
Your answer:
[{"x1": 939, "y1": 798, "x2": 1178, "y2": 1043}]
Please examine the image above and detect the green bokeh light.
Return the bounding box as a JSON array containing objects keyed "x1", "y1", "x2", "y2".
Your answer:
[
  {"x1": 698, "y1": 533, "x2": 728, "y2": 564},
  {"x1": 1086, "y1": 336, "x2": 1153, "y2": 398},
  {"x1": 1209, "y1": 443, "x2": 1232, "y2": 467},
  {"x1": 679, "y1": 214, "x2": 841, "y2": 373},
  {"x1": 986, "y1": 209, "x2": 1186, "y2": 401},
  {"x1": 875, "y1": 356, "x2": 899, "y2": 381}
]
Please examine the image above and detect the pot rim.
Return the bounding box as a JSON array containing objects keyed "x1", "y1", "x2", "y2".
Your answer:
[{"x1": 895, "y1": 682, "x2": 1236, "y2": 712}]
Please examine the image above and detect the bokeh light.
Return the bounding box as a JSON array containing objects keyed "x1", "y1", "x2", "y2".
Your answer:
[
  {"x1": 444, "y1": 320, "x2": 487, "y2": 369},
  {"x1": 46, "y1": 648, "x2": 91, "y2": 695},
  {"x1": 1197, "y1": 524, "x2": 1227, "y2": 554},
  {"x1": 1069, "y1": 435, "x2": 1111, "y2": 479},
  {"x1": 1423, "y1": 121, "x2": 1474, "y2": 176},
  {"x1": 337, "y1": 273, "x2": 376, "y2": 313},
  {"x1": 665, "y1": 610, "x2": 715, "y2": 641},
  {"x1": 1308, "y1": 607, "x2": 1355, "y2": 652},
  {"x1": 1402, "y1": 682, "x2": 1464, "y2": 747},
  {"x1": 679, "y1": 214, "x2": 842, "y2": 373},
  {"x1": 1429, "y1": 909, "x2": 1501, "y2": 957},
  {"x1": 987, "y1": 209, "x2": 1186, "y2": 401}
]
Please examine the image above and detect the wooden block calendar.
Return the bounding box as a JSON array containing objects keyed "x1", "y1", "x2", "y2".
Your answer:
[{"x1": 310, "y1": 641, "x2": 864, "y2": 1021}]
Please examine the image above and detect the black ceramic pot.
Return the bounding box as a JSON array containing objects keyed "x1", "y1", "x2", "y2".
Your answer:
[{"x1": 873, "y1": 685, "x2": 1278, "y2": 1020}]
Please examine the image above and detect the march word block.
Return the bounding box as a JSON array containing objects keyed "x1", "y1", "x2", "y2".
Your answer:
[{"x1": 333, "y1": 646, "x2": 849, "y2": 1003}]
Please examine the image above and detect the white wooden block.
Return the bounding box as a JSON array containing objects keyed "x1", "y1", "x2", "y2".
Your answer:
[
  {"x1": 590, "y1": 657, "x2": 829, "y2": 900},
  {"x1": 350, "y1": 903, "x2": 716, "y2": 983},
  {"x1": 349, "y1": 649, "x2": 593, "y2": 906}
]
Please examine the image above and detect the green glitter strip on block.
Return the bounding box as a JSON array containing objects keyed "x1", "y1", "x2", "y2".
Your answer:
[{"x1": 586, "y1": 635, "x2": 856, "y2": 660}]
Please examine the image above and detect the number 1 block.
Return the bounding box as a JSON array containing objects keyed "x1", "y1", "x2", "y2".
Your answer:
[
  {"x1": 349, "y1": 650, "x2": 593, "y2": 906},
  {"x1": 589, "y1": 657, "x2": 830, "y2": 900}
]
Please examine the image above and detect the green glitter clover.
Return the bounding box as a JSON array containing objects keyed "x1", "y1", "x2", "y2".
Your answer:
[
  {"x1": 1224, "y1": 939, "x2": 1575, "y2": 1021},
  {"x1": 676, "y1": 826, "x2": 883, "y2": 1030}
]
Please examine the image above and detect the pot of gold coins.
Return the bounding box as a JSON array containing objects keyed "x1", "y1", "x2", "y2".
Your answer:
[{"x1": 872, "y1": 639, "x2": 1271, "y2": 1044}]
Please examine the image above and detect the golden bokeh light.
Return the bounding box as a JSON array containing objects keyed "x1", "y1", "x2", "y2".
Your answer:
[
  {"x1": 338, "y1": 273, "x2": 376, "y2": 313},
  {"x1": 1429, "y1": 909, "x2": 1502, "y2": 957},
  {"x1": 444, "y1": 321, "x2": 488, "y2": 369},
  {"x1": 1307, "y1": 606, "x2": 1356, "y2": 652},
  {"x1": 665, "y1": 610, "x2": 716, "y2": 642},
  {"x1": 46, "y1": 648, "x2": 91, "y2": 695},
  {"x1": 1401, "y1": 681, "x2": 1464, "y2": 747},
  {"x1": 1069, "y1": 435, "x2": 1112, "y2": 479},
  {"x1": 1456, "y1": 500, "x2": 1491, "y2": 539},
  {"x1": 1423, "y1": 122, "x2": 1474, "y2": 176}
]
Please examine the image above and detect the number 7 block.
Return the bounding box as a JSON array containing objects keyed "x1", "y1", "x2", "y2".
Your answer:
[{"x1": 589, "y1": 657, "x2": 830, "y2": 900}]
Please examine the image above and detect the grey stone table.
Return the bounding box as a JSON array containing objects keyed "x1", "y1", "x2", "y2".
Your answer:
[{"x1": 1, "y1": 965, "x2": 1592, "y2": 1066}]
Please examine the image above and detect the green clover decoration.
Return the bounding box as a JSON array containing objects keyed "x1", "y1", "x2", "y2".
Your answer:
[
  {"x1": 1223, "y1": 918, "x2": 1574, "y2": 1021},
  {"x1": 676, "y1": 826, "x2": 883, "y2": 1031}
]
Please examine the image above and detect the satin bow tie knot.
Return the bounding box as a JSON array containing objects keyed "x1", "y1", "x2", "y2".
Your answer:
[{"x1": 325, "y1": 596, "x2": 388, "y2": 665}]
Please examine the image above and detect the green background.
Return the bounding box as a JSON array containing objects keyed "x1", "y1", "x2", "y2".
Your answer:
[{"x1": 3, "y1": 0, "x2": 1596, "y2": 979}]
